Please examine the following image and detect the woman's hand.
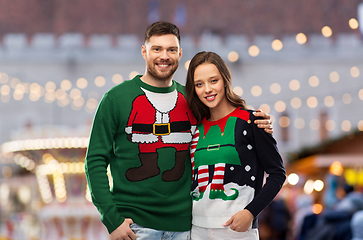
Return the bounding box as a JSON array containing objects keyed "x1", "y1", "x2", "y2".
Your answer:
[
  {"x1": 223, "y1": 209, "x2": 254, "y2": 232},
  {"x1": 254, "y1": 109, "x2": 273, "y2": 134}
]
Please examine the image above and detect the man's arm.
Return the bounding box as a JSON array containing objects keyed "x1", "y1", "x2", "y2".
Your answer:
[
  {"x1": 85, "y1": 94, "x2": 125, "y2": 234},
  {"x1": 253, "y1": 109, "x2": 273, "y2": 134}
]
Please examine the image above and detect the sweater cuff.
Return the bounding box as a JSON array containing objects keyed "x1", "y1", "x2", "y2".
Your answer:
[{"x1": 101, "y1": 212, "x2": 125, "y2": 234}]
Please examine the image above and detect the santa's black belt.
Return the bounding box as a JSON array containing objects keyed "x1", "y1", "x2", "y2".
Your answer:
[{"x1": 132, "y1": 121, "x2": 191, "y2": 136}]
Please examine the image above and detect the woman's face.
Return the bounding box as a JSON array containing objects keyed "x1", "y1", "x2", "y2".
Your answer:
[{"x1": 193, "y1": 63, "x2": 227, "y2": 111}]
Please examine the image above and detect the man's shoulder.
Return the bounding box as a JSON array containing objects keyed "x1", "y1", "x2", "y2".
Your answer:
[
  {"x1": 107, "y1": 79, "x2": 138, "y2": 95},
  {"x1": 173, "y1": 80, "x2": 186, "y2": 94}
]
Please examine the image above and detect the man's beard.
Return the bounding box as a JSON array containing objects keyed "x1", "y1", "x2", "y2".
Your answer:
[{"x1": 147, "y1": 61, "x2": 179, "y2": 82}]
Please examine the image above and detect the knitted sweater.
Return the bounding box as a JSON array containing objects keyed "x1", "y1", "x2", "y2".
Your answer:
[
  {"x1": 190, "y1": 107, "x2": 286, "y2": 229},
  {"x1": 85, "y1": 75, "x2": 196, "y2": 234}
]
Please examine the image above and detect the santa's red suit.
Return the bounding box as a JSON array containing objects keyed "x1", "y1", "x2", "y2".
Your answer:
[{"x1": 125, "y1": 87, "x2": 196, "y2": 153}]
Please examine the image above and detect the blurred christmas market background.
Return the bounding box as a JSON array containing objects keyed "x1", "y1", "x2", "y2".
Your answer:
[{"x1": 0, "y1": 1, "x2": 363, "y2": 239}]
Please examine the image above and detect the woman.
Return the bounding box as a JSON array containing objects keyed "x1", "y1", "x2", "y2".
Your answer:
[{"x1": 185, "y1": 51, "x2": 286, "y2": 240}]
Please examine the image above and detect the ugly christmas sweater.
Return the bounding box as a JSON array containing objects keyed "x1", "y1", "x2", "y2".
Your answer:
[
  {"x1": 190, "y1": 107, "x2": 286, "y2": 229},
  {"x1": 85, "y1": 75, "x2": 196, "y2": 234}
]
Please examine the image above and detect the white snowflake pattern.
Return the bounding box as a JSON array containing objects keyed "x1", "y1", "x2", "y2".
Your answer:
[
  {"x1": 247, "y1": 144, "x2": 253, "y2": 150},
  {"x1": 245, "y1": 165, "x2": 251, "y2": 172},
  {"x1": 251, "y1": 176, "x2": 255, "y2": 181}
]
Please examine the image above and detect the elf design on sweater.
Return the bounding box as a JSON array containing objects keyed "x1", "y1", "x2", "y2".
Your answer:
[
  {"x1": 190, "y1": 107, "x2": 286, "y2": 229},
  {"x1": 125, "y1": 87, "x2": 196, "y2": 182}
]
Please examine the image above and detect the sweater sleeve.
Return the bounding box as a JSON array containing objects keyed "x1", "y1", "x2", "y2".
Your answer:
[
  {"x1": 85, "y1": 93, "x2": 125, "y2": 234},
  {"x1": 244, "y1": 113, "x2": 286, "y2": 218}
]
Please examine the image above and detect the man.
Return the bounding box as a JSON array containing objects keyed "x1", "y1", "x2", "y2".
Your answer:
[{"x1": 85, "y1": 21, "x2": 273, "y2": 240}]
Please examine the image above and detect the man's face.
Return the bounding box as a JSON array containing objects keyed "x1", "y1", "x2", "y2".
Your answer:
[{"x1": 142, "y1": 34, "x2": 182, "y2": 82}]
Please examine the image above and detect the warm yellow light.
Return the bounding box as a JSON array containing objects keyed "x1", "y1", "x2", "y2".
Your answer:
[
  {"x1": 359, "y1": 120, "x2": 363, "y2": 131},
  {"x1": 294, "y1": 118, "x2": 305, "y2": 129},
  {"x1": 94, "y1": 76, "x2": 106, "y2": 87},
  {"x1": 313, "y1": 180, "x2": 324, "y2": 191},
  {"x1": 290, "y1": 97, "x2": 302, "y2": 109},
  {"x1": 308, "y1": 76, "x2": 319, "y2": 87},
  {"x1": 304, "y1": 180, "x2": 314, "y2": 194},
  {"x1": 359, "y1": 89, "x2": 363, "y2": 100},
  {"x1": 279, "y1": 116, "x2": 290, "y2": 128},
  {"x1": 76, "y1": 78, "x2": 88, "y2": 89},
  {"x1": 270, "y1": 83, "x2": 281, "y2": 94},
  {"x1": 233, "y1": 86, "x2": 243, "y2": 97},
  {"x1": 258, "y1": 104, "x2": 270, "y2": 114},
  {"x1": 307, "y1": 96, "x2": 318, "y2": 108},
  {"x1": 228, "y1": 51, "x2": 239, "y2": 62},
  {"x1": 86, "y1": 98, "x2": 98, "y2": 110},
  {"x1": 342, "y1": 93, "x2": 352, "y2": 104},
  {"x1": 322, "y1": 26, "x2": 332, "y2": 37},
  {"x1": 288, "y1": 173, "x2": 299, "y2": 185},
  {"x1": 330, "y1": 161, "x2": 343, "y2": 176},
  {"x1": 325, "y1": 120, "x2": 335, "y2": 131},
  {"x1": 55, "y1": 89, "x2": 66, "y2": 100},
  {"x1": 45, "y1": 81, "x2": 57, "y2": 92},
  {"x1": 129, "y1": 71, "x2": 139, "y2": 79},
  {"x1": 324, "y1": 96, "x2": 334, "y2": 107},
  {"x1": 70, "y1": 88, "x2": 82, "y2": 100},
  {"x1": 342, "y1": 120, "x2": 351, "y2": 132},
  {"x1": 72, "y1": 97, "x2": 84, "y2": 108},
  {"x1": 0, "y1": 72, "x2": 9, "y2": 84},
  {"x1": 296, "y1": 33, "x2": 307, "y2": 44},
  {"x1": 350, "y1": 66, "x2": 360, "y2": 78},
  {"x1": 349, "y1": 18, "x2": 359, "y2": 29},
  {"x1": 60, "y1": 80, "x2": 72, "y2": 91},
  {"x1": 0, "y1": 85, "x2": 10, "y2": 95},
  {"x1": 248, "y1": 45, "x2": 260, "y2": 57},
  {"x1": 10, "y1": 78, "x2": 21, "y2": 88},
  {"x1": 112, "y1": 74, "x2": 123, "y2": 85},
  {"x1": 289, "y1": 79, "x2": 300, "y2": 91},
  {"x1": 251, "y1": 85, "x2": 262, "y2": 97},
  {"x1": 313, "y1": 204, "x2": 323, "y2": 214},
  {"x1": 329, "y1": 71, "x2": 339, "y2": 82},
  {"x1": 274, "y1": 101, "x2": 286, "y2": 112},
  {"x1": 13, "y1": 89, "x2": 24, "y2": 100},
  {"x1": 271, "y1": 39, "x2": 283, "y2": 51}
]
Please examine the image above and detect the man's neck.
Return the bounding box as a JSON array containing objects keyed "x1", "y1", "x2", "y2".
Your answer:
[{"x1": 140, "y1": 73, "x2": 173, "y2": 88}]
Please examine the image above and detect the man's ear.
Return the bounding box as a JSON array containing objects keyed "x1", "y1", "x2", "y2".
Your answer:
[
  {"x1": 179, "y1": 48, "x2": 183, "y2": 60},
  {"x1": 141, "y1": 45, "x2": 147, "y2": 60}
]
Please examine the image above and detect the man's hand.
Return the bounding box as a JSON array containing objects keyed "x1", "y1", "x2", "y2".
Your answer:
[
  {"x1": 253, "y1": 109, "x2": 273, "y2": 134},
  {"x1": 223, "y1": 209, "x2": 254, "y2": 232},
  {"x1": 110, "y1": 218, "x2": 137, "y2": 240}
]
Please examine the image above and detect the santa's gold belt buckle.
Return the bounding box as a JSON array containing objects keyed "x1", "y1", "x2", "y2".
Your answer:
[
  {"x1": 207, "y1": 144, "x2": 220, "y2": 151},
  {"x1": 153, "y1": 123, "x2": 171, "y2": 136}
]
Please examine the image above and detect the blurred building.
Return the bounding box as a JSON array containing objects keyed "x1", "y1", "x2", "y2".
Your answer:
[{"x1": 0, "y1": 1, "x2": 363, "y2": 239}]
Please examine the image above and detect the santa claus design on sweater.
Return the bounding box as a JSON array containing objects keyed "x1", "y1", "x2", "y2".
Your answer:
[{"x1": 125, "y1": 87, "x2": 196, "y2": 182}]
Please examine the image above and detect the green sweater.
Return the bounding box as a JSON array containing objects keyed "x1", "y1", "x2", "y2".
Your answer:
[{"x1": 85, "y1": 75, "x2": 195, "y2": 233}]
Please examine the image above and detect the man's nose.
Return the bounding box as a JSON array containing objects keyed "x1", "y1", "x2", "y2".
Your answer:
[{"x1": 160, "y1": 50, "x2": 169, "y2": 59}]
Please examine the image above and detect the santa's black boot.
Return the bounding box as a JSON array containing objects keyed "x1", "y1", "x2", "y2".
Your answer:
[
  {"x1": 126, "y1": 153, "x2": 160, "y2": 181},
  {"x1": 162, "y1": 150, "x2": 188, "y2": 182}
]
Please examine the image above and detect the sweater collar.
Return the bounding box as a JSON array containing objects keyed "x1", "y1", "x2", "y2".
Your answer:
[{"x1": 135, "y1": 75, "x2": 176, "y2": 93}]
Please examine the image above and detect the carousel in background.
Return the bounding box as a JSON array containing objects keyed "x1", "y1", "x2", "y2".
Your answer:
[{"x1": 0, "y1": 124, "x2": 109, "y2": 240}]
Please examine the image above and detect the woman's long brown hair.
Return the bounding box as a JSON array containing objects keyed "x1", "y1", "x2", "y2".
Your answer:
[{"x1": 185, "y1": 51, "x2": 247, "y2": 124}]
